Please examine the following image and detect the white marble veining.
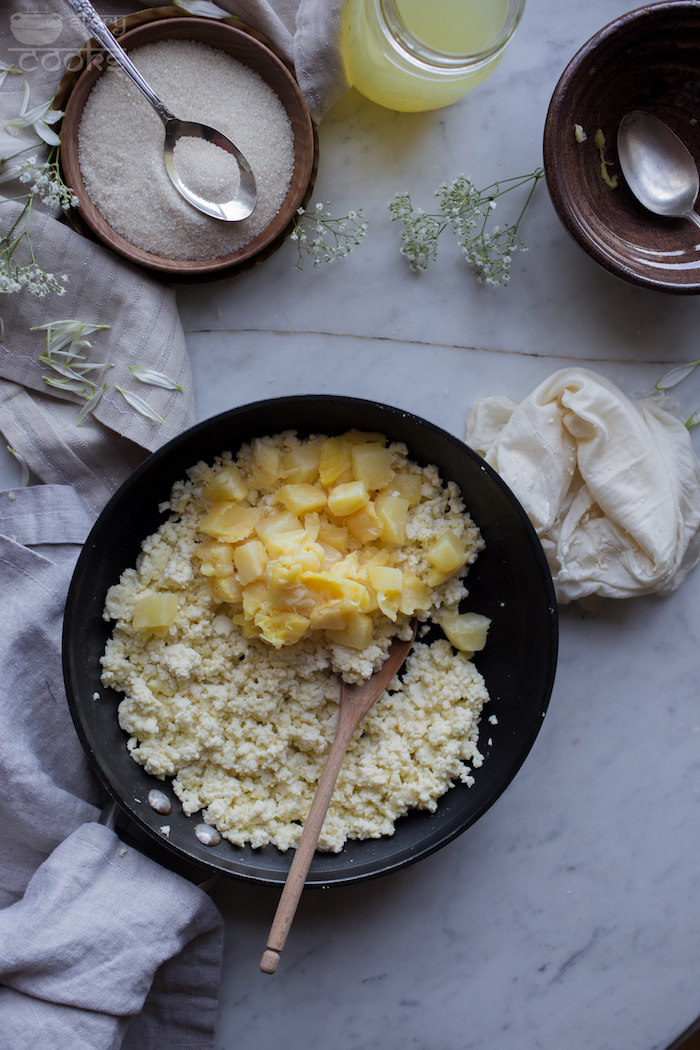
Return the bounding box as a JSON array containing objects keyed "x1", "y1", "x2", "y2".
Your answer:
[{"x1": 180, "y1": 3, "x2": 700, "y2": 1048}]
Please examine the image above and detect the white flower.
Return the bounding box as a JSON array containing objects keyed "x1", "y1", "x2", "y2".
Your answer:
[
  {"x1": 4, "y1": 83, "x2": 63, "y2": 146},
  {"x1": 115, "y1": 386, "x2": 165, "y2": 424},
  {"x1": 32, "y1": 319, "x2": 109, "y2": 356},
  {"x1": 656, "y1": 361, "x2": 700, "y2": 391},
  {"x1": 0, "y1": 62, "x2": 20, "y2": 89},
  {"x1": 128, "y1": 365, "x2": 184, "y2": 391}
]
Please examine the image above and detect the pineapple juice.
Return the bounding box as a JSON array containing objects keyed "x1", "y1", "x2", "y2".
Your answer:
[{"x1": 342, "y1": 0, "x2": 515, "y2": 112}]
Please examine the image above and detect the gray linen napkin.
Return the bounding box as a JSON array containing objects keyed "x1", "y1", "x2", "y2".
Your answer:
[{"x1": 0, "y1": 486, "x2": 223, "y2": 1050}]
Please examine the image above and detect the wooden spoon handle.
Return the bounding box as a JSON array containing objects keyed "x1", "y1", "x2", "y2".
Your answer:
[{"x1": 260, "y1": 717, "x2": 356, "y2": 974}]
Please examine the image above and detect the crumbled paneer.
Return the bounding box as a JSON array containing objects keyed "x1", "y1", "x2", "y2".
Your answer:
[{"x1": 101, "y1": 431, "x2": 492, "y2": 852}]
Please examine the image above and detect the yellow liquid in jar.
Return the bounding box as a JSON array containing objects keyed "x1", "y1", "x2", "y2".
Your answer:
[
  {"x1": 342, "y1": 0, "x2": 511, "y2": 112},
  {"x1": 394, "y1": 0, "x2": 508, "y2": 55}
]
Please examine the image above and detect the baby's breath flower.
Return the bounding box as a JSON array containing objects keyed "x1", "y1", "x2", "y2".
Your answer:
[
  {"x1": 1, "y1": 87, "x2": 78, "y2": 303},
  {"x1": 291, "y1": 203, "x2": 368, "y2": 270},
  {"x1": 389, "y1": 168, "x2": 544, "y2": 286}
]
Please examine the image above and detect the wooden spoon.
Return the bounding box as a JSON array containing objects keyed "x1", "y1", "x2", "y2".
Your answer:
[{"x1": 260, "y1": 621, "x2": 418, "y2": 974}]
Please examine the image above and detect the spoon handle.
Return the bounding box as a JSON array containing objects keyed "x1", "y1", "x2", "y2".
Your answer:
[
  {"x1": 685, "y1": 209, "x2": 700, "y2": 230},
  {"x1": 260, "y1": 703, "x2": 360, "y2": 975},
  {"x1": 63, "y1": 0, "x2": 174, "y2": 124},
  {"x1": 260, "y1": 624, "x2": 416, "y2": 975}
]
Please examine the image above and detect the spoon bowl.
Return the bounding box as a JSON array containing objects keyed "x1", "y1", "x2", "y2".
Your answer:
[
  {"x1": 65, "y1": 0, "x2": 256, "y2": 221},
  {"x1": 617, "y1": 110, "x2": 700, "y2": 230}
]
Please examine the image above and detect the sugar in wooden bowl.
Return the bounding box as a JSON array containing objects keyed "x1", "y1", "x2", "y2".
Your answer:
[{"x1": 60, "y1": 16, "x2": 316, "y2": 278}]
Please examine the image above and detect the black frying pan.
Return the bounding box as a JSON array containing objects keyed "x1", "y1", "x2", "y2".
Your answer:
[{"x1": 62, "y1": 395, "x2": 558, "y2": 885}]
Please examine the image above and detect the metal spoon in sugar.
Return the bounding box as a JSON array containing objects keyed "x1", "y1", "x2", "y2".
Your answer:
[
  {"x1": 66, "y1": 0, "x2": 257, "y2": 222},
  {"x1": 617, "y1": 110, "x2": 700, "y2": 231}
]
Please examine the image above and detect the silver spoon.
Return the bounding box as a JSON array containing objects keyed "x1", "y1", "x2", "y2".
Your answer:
[
  {"x1": 65, "y1": 0, "x2": 256, "y2": 222},
  {"x1": 617, "y1": 110, "x2": 700, "y2": 230}
]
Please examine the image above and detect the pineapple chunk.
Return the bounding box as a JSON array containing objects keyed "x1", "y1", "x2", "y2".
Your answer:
[
  {"x1": 203, "y1": 464, "x2": 247, "y2": 503},
  {"x1": 387, "y1": 473, "x2": 422, "y2": 506},
  {"x1": 398, "y1": 575, "x2": 432, "y2": 615},
  {"x1": 346, "y1": 502, "x2": 382, "y2": 543},
  {"x1": 132, "y1": 593, "x2": 178, "y2": 632},
  {"x1": 309, "y1": 601, "x2": 348, "y2": 631},
  {"x1": 375, "y1": 492, "x2": 409, "y2": 544},
  {"x1": 233, "y1": 539, "x2": 267, "y2": 585},
  {"x1": 275, "y1": 483, "x2": 327, "y2": 515},
  {"x1": 281, "y1": 442, "x2": 321, "y2": 484},
  {"x1": 198, "y1": 543, "x2": 235, "y2": 578},
  {"x1": 325, "y1": 611, "x2": 374, "y2": 650},
  {"x1": 368, "y1": 565, "x2": 404, "y2": 622},
  {"x1": 319, "y1": 543, "x2": 343, "y2": 569},
  {"x1": 251, "y1": 441, "x2": 283, "y2": 489},
  {"x1": 328, "y1": 480, "x2": 369, "y2": 517},
  {"x1": 351, "y1": 443, "x2": 394, "y2": 490},
  {"x1": 242, "y1": 579, "x2": 269, "y2": 618},
  {"x1": 427, "y1": 568, "x2": 450, "y2": 588},
  {"x1": 317, "y1": 520, "x2": 349, "y2": 552},
  {"x1": 300, "y1": 571, "x2": 346, "y2": 602},
  {"x1": 255, "y1": 610, "x2": 310, "y2": 647},
  {"x1": 200, "y1": 502, "x2": 260, "y2": 542},
  {"x1": 440, "y1": 612, "x2": 491, "y2": 652},
  {"x1": 231, "y1": 614, "x2": 262, "y2": 639},
  {"x1": 319, "y1": 436, "x2": 353, "y2": 487},
  {"x1": 368, "y1": 565, "x2": 404, "y2": 595},
  {"x1": 427, "y1": 530, "x2": 468, "y2": 574},
  {"x1": 211, "y1": 574, "x2": 243, "y2": 604},
  {"x1": 304, "y1": 512, "x2": 321, "y2": 543},
  {"x1": 342, "y1": 429, "x2": 386, "y2": 446},
  {"x1": 255, "y1": 509, "x2": 302, "y2": 544}
]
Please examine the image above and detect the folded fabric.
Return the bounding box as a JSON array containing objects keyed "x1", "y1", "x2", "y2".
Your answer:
[
  {"x1": 466, "y1": 368, "x2": 700, "y2": 603},
  {"x1": 0, "y1": 486, "x2": 224, "y2": 1050},
  {"x1": 0, "y1": 823, "x2": 222, "y2": 1050}
]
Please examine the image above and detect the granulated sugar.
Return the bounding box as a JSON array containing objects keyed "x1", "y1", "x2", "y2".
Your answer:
[
  {"x1": 172, "y1": 136, "x2": 241, "y2": 202},
  {"x1": 78, "y1": 39, "x2": 294, "y2": 260}
]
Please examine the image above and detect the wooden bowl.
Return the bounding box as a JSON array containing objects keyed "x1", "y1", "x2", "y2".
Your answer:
[
  {"x1": 543, "y1": 1, "x2": 700, "y2": 294},
  {"x1": 59, "y1": 11, "x2": 317, "y2": 279}
]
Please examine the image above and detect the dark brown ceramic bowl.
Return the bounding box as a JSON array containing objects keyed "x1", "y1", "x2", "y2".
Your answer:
[
  {"x1": 58, "y1": 9, "x2": 316, "y2": 279},
  {"x1": 543, "y1": 1, "x2": 700, "y2": 294}
]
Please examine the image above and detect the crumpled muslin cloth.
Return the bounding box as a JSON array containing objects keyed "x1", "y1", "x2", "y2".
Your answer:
[{"x1": 466, "y1": 368, "x2": 700, "y2": 604}]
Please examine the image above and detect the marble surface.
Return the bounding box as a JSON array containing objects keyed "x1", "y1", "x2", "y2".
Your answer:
[
  {"x1": 4, "y1": 1, "x2": 700, "y2": 1047},
  {"x1": 182, "y1": 3, "x2": 700, "y2": 1049}
]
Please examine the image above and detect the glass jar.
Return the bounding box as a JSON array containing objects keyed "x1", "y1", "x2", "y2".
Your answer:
[{"x1": 342, "y1": 0, "x2": 526, "y2": 112}]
